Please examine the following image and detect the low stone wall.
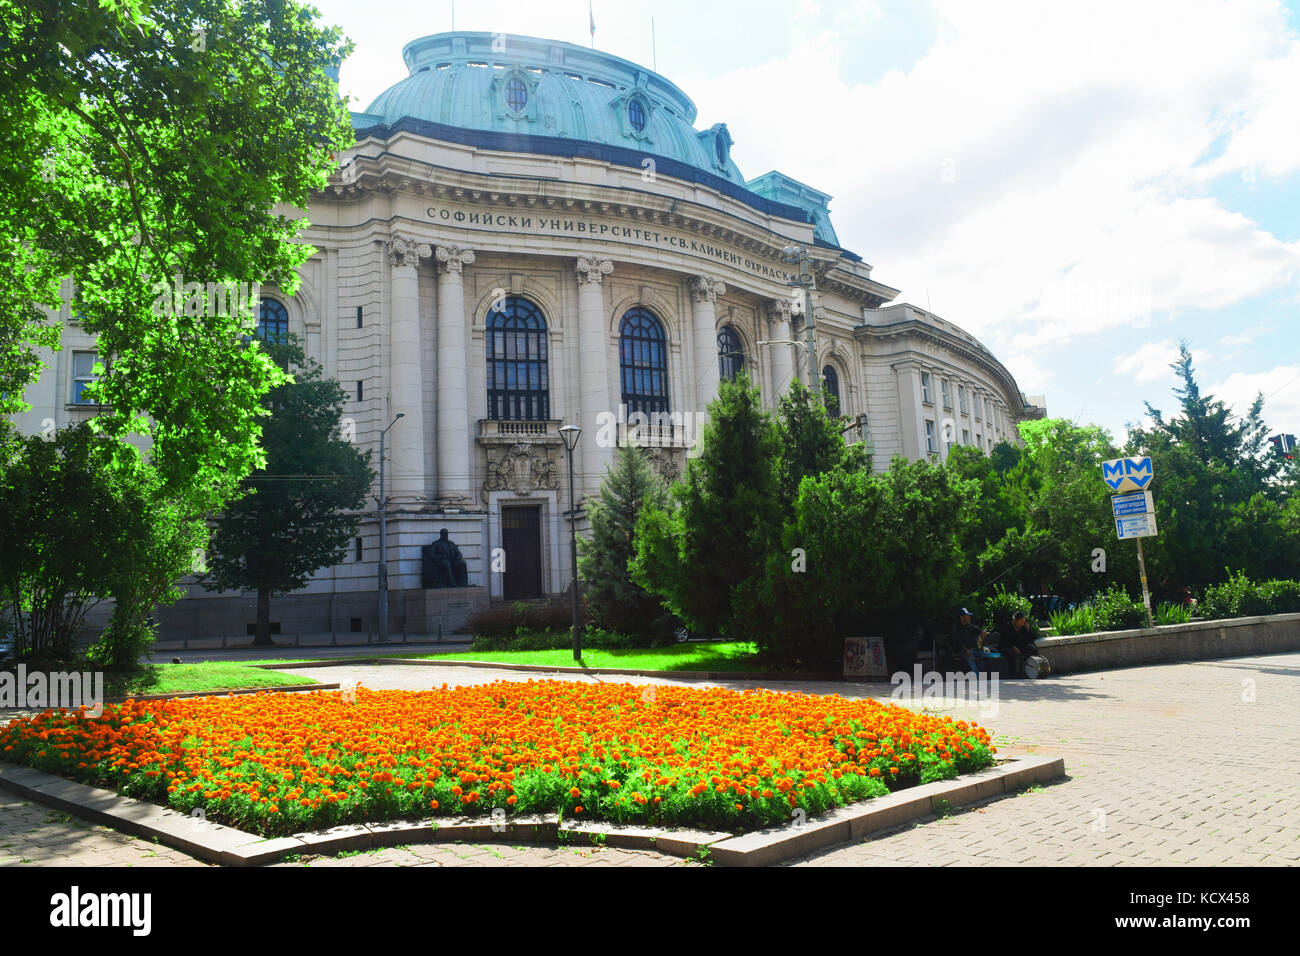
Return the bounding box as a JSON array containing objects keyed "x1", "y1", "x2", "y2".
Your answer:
[{"x1": 1035, "y1": 612, "x2": 1300, "y2": 674}]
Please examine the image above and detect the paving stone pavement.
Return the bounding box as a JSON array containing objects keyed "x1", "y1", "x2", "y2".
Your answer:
[{"x1": 1, "y1": 652, "x2": 1297, "y2": 867}]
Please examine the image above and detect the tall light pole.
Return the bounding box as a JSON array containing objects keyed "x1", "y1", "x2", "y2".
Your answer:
[
  {"x1": 377, "y1": 412, "x2": 404, "y2": 643},
  {"x1": 559, "y1": 423, "x2": 582, "y2": 662},
  {"x1": 782, "y1": 245, "x2": 819, "y2": 397}
]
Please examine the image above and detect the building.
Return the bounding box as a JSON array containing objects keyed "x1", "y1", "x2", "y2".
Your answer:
[{"x1": 13, "y1": 31, "x2": 1045, "y2": 639}]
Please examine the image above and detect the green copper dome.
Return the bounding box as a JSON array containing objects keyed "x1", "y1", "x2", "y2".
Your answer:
[{"x1": 362, "y1": 31, "x2": 748, "y2": 185}]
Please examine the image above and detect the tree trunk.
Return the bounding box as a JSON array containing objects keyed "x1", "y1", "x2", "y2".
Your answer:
[{"x1": 253, "y1": 586, "x2": 273, "y2": 646}]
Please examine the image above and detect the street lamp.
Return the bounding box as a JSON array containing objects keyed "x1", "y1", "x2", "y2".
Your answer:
[
  {"x1": 377, "y1": 412, "x2": 404, "y2": 643},
  {"x1": 558, "y1": 423, "x2": 583, "y2": 661},
  {"x1": 781, "y1": 244, "x2": 820, "y2": 397}
]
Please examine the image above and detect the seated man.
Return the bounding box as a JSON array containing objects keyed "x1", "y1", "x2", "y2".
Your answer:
[
  {"x1": 951, "y1": 607, "x2": 989, "y2": 674},
  {"x1": 1001, "y1": 610, "x2": 1042, "y2": 677}
]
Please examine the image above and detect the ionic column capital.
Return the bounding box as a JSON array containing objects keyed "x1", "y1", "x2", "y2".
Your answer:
[
  {"x1": 575, "y1": 256, "x2": 614, "y2": 285},
  {"x1": 689, "y1": 275, "x2": 726, "y2": 304},
  {"x1": 386, "y1": 234, "x2": 432, "y2": 269},
  {"x1": 435, "y1": 244, "x2": 476, "y2": 275}
]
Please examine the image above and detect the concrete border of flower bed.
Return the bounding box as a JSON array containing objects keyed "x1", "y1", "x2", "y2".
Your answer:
[
  {"x1": 252, "y1": 657, "x2": 843, "y2": 682},
  {"x1": 0, "y1": 754, "x2": 1063, "y2": 866},
  {"x1": 101, "y1": 682, "x2": 337, "y2": 704}
]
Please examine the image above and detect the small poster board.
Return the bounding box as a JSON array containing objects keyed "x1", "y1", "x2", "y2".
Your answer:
[{"x1": 844, "y1": 636, "x2": 889, "y2": 679}]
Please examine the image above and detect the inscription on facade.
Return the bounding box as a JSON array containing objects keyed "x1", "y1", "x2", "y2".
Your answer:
[{"x1": 424, "y1": 205, "x2": 797, "y2": 282}]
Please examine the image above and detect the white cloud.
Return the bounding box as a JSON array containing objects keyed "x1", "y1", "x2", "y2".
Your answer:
[
  {"x1": 1209, "y1": 364, "x2": 1300, "y2": 430},
  {"x1": 677, "y1": 0, "x2": 1300, "y2": 361},
  {"x1": 1114, "y1": 339, "x2": 1181, "y2": 385}
]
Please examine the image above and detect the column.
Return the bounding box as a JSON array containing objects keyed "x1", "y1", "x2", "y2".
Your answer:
[
  {"x1": 690, "y1": 275, "x2": 726, "y2": 410},
  {"x1": 765, "y1": 298, "x2": 795, "y2": 401},
  {"x1": 575, "y1": 255, "x2": 614, "y2": 493},
  {"x1": 435, "y1": 243, "x2": 475, "y2": 504},
  {"x1": 386, "y1": 234, "x2": 431, "y2": 500}
]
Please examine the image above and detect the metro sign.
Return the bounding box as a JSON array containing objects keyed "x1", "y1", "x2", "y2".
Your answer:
[{"x1": 1102, "y1": 456, "x2": 1154, "y2": 493}]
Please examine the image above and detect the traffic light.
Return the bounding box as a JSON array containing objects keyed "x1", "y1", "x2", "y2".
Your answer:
[{"x1": 1270, "y1": 434, "x2": 1296, "y2": 460}]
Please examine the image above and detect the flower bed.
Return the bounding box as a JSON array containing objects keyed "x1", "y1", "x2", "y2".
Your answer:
[{"x1": 0, "y1": 680, "x2": 996, "y2": 836}]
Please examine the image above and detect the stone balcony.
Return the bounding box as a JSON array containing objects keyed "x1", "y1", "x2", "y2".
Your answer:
[{"x1": 477, "y1": 419, "x2": 563, "y2": 447}]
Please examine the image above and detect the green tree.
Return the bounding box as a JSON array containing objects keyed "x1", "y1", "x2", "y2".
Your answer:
[
  {"x1": 0, "y1": 422, "x2": 199, "y2": 662},
  {"x1": 578, "y1": 443, "x2": 672, "y2": 641},
  {"x1": 976, "y1": 419, "x2": 1135, "y2": 603},
  {"x1": 774, "y1": 380, "x2": 867, "y2": 508},
  {"x1": 760, "y1": 457, "x2": 979, "y2": 669},
  {"x1": 203, "y1": 338, "x2": 373, "y2": 645},
  {"x1": 1127, "y1": 343, "x2": 1290, "y2": 591},
  {"x1": 0, "y1": 0, "x2": 353, "y2": 512},
  {"x1": 631, "y1": 375, "x2": 783, "y2": 641}
]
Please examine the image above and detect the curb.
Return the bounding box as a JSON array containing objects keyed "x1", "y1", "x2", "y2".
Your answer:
[{"x1": 0, "y1": 754, "x2": 1063, "y2": 867}]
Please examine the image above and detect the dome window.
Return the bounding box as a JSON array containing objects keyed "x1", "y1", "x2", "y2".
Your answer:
[
  {"x1": 715, "y1": 135, "x2": 727, "y2": 166},
  {"x1": 628, "y1": 98, "x2": 646, "y2": 132},
  {"x1": 505, "y1": 76, "x2": 529, "y2": 112}
]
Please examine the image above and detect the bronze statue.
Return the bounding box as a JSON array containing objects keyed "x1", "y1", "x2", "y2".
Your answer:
[{"x1": 422, "y1": 528, "x2": 468, "y2": 588}]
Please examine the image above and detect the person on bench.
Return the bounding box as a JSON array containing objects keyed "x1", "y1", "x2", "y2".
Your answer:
[
  {"x1": 1001, "y1": 610, "x2": 1042, "y2": 677},
  {"x1": 951, "y1": 607, "x2": 989, "y2": 675}
]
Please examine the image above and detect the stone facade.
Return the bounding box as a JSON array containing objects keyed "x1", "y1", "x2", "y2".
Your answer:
[{"x1": 9, "y1": 31, "x2": 1044, "y2": 639}]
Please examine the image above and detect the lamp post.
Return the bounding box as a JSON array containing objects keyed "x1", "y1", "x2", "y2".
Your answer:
[
  {"x1": 559, "y1": 423, "x2": 582, "y2": 661},
  {"x1": 377, "y1": 412, "x2": 404, "y2": 643},
  {"x1": 781, "y1": 245, "x2": 820, "y2": 396}
]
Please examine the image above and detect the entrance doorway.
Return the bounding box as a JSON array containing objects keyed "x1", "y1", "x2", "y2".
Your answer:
[{"x1": 501, "y1": 505, "x2": 543, "y2": 599}]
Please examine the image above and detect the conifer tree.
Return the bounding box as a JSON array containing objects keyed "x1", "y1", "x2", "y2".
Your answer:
[{"x1": 578, "y1": 443, "x2": 671, "y2": 640}]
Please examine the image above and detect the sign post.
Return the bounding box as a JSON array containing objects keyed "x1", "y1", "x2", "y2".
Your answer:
[{"x1": 1103, "y1": 458, "x2": 1157, "y2": 628}]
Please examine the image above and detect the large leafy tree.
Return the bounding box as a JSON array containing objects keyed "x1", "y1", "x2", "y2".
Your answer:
[
  {"x1": 1127, "y1": 342, "x2": 1292, "y2": 590},
  {"x1": 631, "y1": 375, "x2": 783, "y2": 641},
  {"x1": 203, "y1": 339, "x2": 373, "y2": 645},
  {"x1": 0, "y1": 0, "x2": 353, "y2": 512},
  {"x1": 976, "y1": 419, "x2": 1136, "y2": 603},
  {"x1": 760, "y1": 457, "x2": 979, "y2": 669},
  {"x1": 0, "y1": 422, "x2": 200, "y2": 662},
  {"x1": 578, "y1": 443, "x2": 672, "y2": 640}
]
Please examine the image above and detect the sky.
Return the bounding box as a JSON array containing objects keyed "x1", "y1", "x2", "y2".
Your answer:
[{"x1": 311, "y1": 0, "x2": 1300, "y2": 445}]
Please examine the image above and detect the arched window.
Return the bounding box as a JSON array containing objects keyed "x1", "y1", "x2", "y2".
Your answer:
[
  {"x1": 619, "y1": 307, "x2": 669, "y2": 416},
  {"x1": 627, "y1": 98, "x2": 646, "y2": 132},
  {"x1": 717, "y1": 325, "x2": 744, "y2": 383},
  {"x1": 822, "y1": 365, "x2": 841, "y2": 415},
  {"x1": 257, "y1": 297, "x2": 289, "y2": 344},
  {"x1": 487, "y1": 296, "x2": 549, "y2": 421},
  {"x1": 505, "y1": 76, "x2": 528, "y2": 112}
]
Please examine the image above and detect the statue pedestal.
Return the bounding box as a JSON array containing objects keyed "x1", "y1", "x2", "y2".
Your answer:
[{"x1": 401, "y1": 586, "x2": 489, "y2": 637}]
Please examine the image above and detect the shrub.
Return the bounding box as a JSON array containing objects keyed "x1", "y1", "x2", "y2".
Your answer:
[
  {"x1": 981, "y1": 588, "x2": 1032, "y2": 637},
  {"x1": 465, "y1": 600, "x2": 579, "y2": 640},
  {"x1": 1201, "y1": 570, "x2": 1274, "y2": 619},
  {"x1": 470, "y1": 626, "x2": 642, "y2": 653},
  {"x1": 1092, "y1": 585, "x2": 1146, "y2": 631},
  {"x1": 1259, "y1": 579, "x2": 1300, "y2": 615}
]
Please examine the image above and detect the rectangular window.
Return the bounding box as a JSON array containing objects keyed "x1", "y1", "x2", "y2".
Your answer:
[
  {"x1": 959, "y1": 386, "x2": 968, "y2": 414},
  {"x1": 71, "y1": 351, "x2": 98, "y2": 404},
  {"x1": 920, "y1": 372, "x2": 932, "y2": 404},
  {"x1": 977, "y1": 434, "x2": 983, "y2": 448},
  {"x1": 974, "y1": 394, "x2": 982, "y2": 420},
  {"x1": 963, "y1": 429, "x2": 970, "y2": 445},
  {"x1": 924, "y1": 419, "x2": 936, "y2": 453},
  {"x1": 356, "y1": 380, "x2": 363, "y2": 402},
  {"x1": 356, "y1": 306, "x2": 363, "y2": 329},
  {"x1": 942, "y1": 379, "x2": 951, "y2": 408},
  {"x1": 354, "y1": 537, "x2": 363, "y2": 562}
]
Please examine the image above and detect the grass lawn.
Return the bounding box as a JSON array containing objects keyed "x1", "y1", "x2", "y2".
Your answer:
[
  {"x1": 105, "y1": 662, "x2": 318, "y2": 697},
  {"x1": 410, "y1": 641, "x2": 764, "y2": 672}
]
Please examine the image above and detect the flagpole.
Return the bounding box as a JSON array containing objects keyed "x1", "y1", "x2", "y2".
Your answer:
[{"x1": 589, "y1": 0, "x2": 595, "y2": 48}]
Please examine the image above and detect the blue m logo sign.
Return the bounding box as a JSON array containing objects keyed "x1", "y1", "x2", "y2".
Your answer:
[{"x1": 1103, "y1": 457, "x2": 1153, "y2": 492}]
